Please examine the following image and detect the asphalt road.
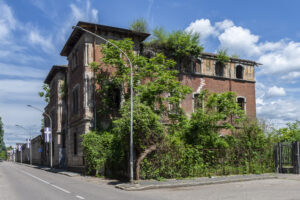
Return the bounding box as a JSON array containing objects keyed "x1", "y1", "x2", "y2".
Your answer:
[{"x1": 1, "y1": 161, "x2": 300, "y2": 200}]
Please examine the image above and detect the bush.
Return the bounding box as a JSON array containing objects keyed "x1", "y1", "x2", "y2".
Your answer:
[{"x1": 82, "y1": 131, "x2": 113, "y2": 175}]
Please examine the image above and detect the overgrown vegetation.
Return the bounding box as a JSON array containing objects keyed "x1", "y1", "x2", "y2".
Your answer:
[
  {"x1": 129, "y1": 17, "x2": 148, "y2": 33},
  {"x1": 0, "y1": 117, "x2": 7, "y2": 160},
  {"x1": 81, "y1": 37, "x2": 276, "y2": 180}
]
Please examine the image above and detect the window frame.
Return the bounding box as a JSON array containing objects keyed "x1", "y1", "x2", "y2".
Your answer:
[
  {"x1": 235, "y1": 64, "x2": 244, "y2": 79},
  {"x1": 236, "y1": 96, "x2": 247, "y2": 112},
  {"x1": 72, "y1": 84, "x2": 80, "y2": 114}
]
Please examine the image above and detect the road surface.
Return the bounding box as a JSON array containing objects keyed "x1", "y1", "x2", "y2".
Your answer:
[{"x1": 1, "y1": 161, "x2": 300, "y2": 200}]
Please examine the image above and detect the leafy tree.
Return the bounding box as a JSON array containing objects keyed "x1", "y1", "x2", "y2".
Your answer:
[
  {"x1": 184, "y1": 90, "x2": 245, "y2": 147},
  {"x1": 0, "y1": 117, "x2": 7, "y2": 160},
  {"x1": 275, "y1": 121, "x2": 300, "y2": 142},
  {"x1": 129, "y1": 18, "x2": 148, "y2": 33},
  {"x1": 38, "y1": 84, "x2": 50, "y2": 103},
  {"x1": 86, "y1": 38, "x2": 192, "y2": 179}
]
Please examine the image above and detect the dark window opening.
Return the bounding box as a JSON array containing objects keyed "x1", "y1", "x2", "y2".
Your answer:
[
  {"x1": 180, "y1": 57, "x2": 193, "y2": 73},
  {"x1": 108, "y1": 85, "x2": 121, "y2": 110},
  {"x1": 215, "y1": 61, "x2": 224, "y2": 77},
  {"x1": 236, "y1": 65, "x2": 244, "y2": 79},
  {"x1": 193, "y1": 93, "x2": 203, "y2": 111},
  {"x1": 74, "y1": 133, "x2": 77, "y2": 155},
  {"x1": 62, "y1": 132, "x2": 66, "y2": 148},
  {"x1": 72, "y1": 87, "x2": 79, "y2": 114},
  {"x1": 237, "y1": 97, "x2": 246, "y2": 111}
]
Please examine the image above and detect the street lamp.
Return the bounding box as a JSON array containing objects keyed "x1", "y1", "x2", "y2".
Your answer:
[
  {"x1": 72, "y1": 25, "x2": 134, "y2": 183},
  {"x1": 27, "y1": 105, "x2": 53, "y2": 168},
  {"x1": 15, "y1": 124, "x2": 32, "y2": 165}
]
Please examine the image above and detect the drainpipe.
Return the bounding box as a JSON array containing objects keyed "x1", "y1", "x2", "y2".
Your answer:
[{"x1": 93, "y1": 25, "x2": 97, "y2": 130}]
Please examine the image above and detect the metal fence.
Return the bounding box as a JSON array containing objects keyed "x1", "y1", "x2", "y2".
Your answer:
[{"x1": 274, "y1": 142, "x2": 300, "y2": 174}]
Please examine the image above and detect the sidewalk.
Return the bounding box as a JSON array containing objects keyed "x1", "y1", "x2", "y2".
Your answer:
[
  {"x1": 16, "y1": 162, "x2": 81, "y2": 177},
  {"x1": 116, "y1": 174, "x2": 278, "y2": 191}
]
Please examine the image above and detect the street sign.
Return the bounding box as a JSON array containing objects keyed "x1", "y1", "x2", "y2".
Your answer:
[
  {"x1": 26, "y1": 138, "x2": 30, "y2": 149},
  {"x1": 44, "y1": 127, "x2": 51, "y2": 143}
]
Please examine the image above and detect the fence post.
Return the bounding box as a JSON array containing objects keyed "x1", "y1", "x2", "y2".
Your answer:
[
  {"x1": 296, "y1": 142, "x2": 300, "y2": 174},
  {"x1": 278, "y1": 143, "x2": 282, "y2": 173}
]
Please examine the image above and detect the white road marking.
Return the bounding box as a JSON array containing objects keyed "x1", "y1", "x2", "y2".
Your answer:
[
  {"x1": 76, "y1": 195, "x2": 85, "y2": 199},
  {"x1": 21, "y1": 170, "x2": 50, "y2": 185},
  {"x1": 50, "y1": 184, "x2": 71, "y2": 194},
  {"x1": 13, "y1": 164, "x2": 86, "y2": 199}
]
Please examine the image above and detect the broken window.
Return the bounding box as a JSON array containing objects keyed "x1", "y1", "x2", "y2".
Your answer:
[
  {"x1": 72, "y1": 86, "x2": 79, "y2": 114},
  {"x1": 180, "y1": 57, "x2": 193, "y2": 73},
  {"x1": 215, "y1": 61, "x2": 224, "y2": 77},
  {"x1": 237, "y1": 97, "x2": 246, "y2": 111},
  {"x1": 236, "y1": 65, "x2": 244, "y2": 79},
  {"x1": 193, "y1": 93, "x2": 203, "y2": 111}
]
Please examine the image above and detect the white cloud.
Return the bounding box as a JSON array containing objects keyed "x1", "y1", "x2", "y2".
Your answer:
[
  {"x1": 185, "y1": 19, "x2": 218, "y2": 41},
  {"x1": 266, "y1": 86, "x2": 286, "y2": 98},
  {"x1": 281, "y1": 72, "x2": 300, "y2": 80},
  {"x1": 0, "y1": 1, "x2": 16, "y2": 40},
  {"x1": 28, "y1": 30, "x2": 55, "y2": 54},
  {"x1": 58, "y1": 0, "x2": 99, "y2": 43}
]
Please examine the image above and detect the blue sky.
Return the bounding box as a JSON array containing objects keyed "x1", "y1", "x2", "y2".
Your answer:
[{"x1": 1, "y1": 0, "x2": 300, "y2": 146}]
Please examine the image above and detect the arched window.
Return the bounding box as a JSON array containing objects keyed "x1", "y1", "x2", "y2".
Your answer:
[
  {"x1": 215, "y1": 61, "x2": 224, "y2": 77},
  {"x1": 236, "y1": 65, "x2": 244, "y2": 79},
  {"x1": 237, "y1": 97, "x2": 246, "y2": 111}
]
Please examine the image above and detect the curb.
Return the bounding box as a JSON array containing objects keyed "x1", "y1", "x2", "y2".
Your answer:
[
  {"x1": 116, "y1": 175, "x2": 278, "y2": 191},
  {"x1": 15, "y1": 162, "x2": 81, "y2": 177}
]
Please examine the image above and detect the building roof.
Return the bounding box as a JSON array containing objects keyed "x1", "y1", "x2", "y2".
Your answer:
[
  {"x1": 200, "y1": 52, "x2": 261, "y2": 66},
  {"x1": 60, "y1": 21, "x2": 151, "y2": 57},
  {"x1": 44, "y1": 65, "x2": 68, "y2": 84}
]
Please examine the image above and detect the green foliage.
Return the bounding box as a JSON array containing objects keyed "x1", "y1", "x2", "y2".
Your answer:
[
  {"x1": 146, "y1": 29, "x2": 203, "y2": 60},
  {"x1": 38, "y1": 84, "x2": 50, "y2": 103},
  {"x1": 129, "y1": 18, "x2": 148, "y2": 33},
  {"x1": 84, "y1": 38, "x2": 274, "y2": 180},
  {"x1": 59, "y1": 80, "x2": 68, "y2": 99},
  {"x1": 81, "y1": 131, "x2": 113, "y2": 174},
  {"x1": 112, "y1": 101, "x2": 164, "y2": 154},
  {"x1": 0, "y1": 117, "x2": 7, "y2": 160},
  {"x1": 216, "y1": 49, "x2": 230, "y2": 65},
  {"x1": 273, "y1": 121, "x2": 300, "y2": 142},
  {"x1": 184, "y1": 90, "x2": 245, "y2": 147}
]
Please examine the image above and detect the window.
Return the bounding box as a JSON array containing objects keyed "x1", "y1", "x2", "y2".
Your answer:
[
  {"x1": 180, "y1": 57, "x2": 193, "y2": 73},
  {"x1": 62, "y1": 130, "x2": 66, "y2": 148},
  {"x1": 237, "y1": 97, "x2": 246, "y2": 111},
  {"x1": 215, "y1": 61, "x2": 224, "y2": 77},
  {"x1": 193, "y1": 59, "x2": 202, "y2": 74},
  {"x1": 72, "y1": 86, "x2": 79, "y2": 114},
  {"x1": 236, "y1": 65, "x2": 244, "y2": 79},
  {"x1": 168, "y1": 93, "x2": 180, "y2": 114},
  {"x1": 72, "y1": 49, "x2": 80, "y2": 69},
  {"x1": 193, "y1": 93, "x2": 203, "y2": 112},
  {"x1": 74, "y1": 133, "x2": 77, "y2": 155}
]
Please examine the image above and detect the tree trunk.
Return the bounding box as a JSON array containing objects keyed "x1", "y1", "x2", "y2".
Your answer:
[{"x1": 135, "y1": 144, "x2": 157, "y2": 180}]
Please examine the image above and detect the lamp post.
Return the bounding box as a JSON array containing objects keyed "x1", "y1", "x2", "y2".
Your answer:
[
  {"x1": 72, "y1": 26, "x2": 134, "y2": 183},
  {"x1": 15, "y1": 125, "x2": 32, "y2": 165},
  {"x1": 27, "y1": 105, "x2": 53, "y2": 168}
]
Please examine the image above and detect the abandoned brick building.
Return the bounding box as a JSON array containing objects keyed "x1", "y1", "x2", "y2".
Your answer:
[{"x1": 40, "y1": 21, "x2": 258, "y2": 170}]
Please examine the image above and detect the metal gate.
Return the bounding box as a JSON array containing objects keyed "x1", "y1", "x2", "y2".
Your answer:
[{"x1": 274, "y1": 142, "x2": 300, "y2": 174}]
